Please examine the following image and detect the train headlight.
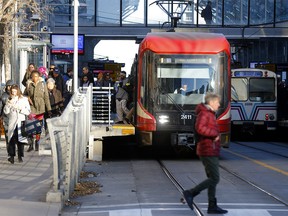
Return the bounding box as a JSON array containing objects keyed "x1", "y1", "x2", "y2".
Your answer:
[{"x1": 159, "y1": 115, "x2": 169, "y2": 124}]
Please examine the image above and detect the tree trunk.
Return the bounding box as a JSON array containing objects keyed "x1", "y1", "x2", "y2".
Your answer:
[{"x1": 4, "y1": 27, "x2": 11, "y2": 81}]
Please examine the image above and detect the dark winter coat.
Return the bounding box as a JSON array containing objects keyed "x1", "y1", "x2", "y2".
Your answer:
[
  {"x1": 48, "y1": 87, "x2": 64, "y2": 116},
  {"x1": 195, "y1": 103, "x2": 220, "y2": 157}
]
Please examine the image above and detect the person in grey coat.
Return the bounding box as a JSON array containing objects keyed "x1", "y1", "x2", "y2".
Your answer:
[
  {"x1": 4, "y1": 84, "x2": 31, "y2": 164},
  {"x1": 115, "y1": 71, "x2": 130, "y2": 124}
]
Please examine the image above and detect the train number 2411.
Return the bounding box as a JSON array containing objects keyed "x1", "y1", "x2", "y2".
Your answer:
[{"x1": 181, "y1": 114, "x2": 193, "y2": 120}]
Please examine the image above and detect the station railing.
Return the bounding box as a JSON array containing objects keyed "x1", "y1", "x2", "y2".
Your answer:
[
  {"x1": 45, "y1": 85, "x2": 92, "y2": 203},
  {"x1": 91, "y1": 86, "x2": 114, "y2": 126}
]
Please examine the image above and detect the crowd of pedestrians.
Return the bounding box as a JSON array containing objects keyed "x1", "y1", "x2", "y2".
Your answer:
[{"x1": 0, "y1": 62, "x2": 136, "y2": 164}]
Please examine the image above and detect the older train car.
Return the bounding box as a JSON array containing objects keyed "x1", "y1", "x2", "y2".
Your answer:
[{"x1": 231, "y1": 68, "x2": 277, "y2": 135}]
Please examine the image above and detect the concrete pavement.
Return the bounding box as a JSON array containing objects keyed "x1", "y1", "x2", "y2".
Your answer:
[{"x1": 0, "y1": 139, "x2": 61, "y2": 216}]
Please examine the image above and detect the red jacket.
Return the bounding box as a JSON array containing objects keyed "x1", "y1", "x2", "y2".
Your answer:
[{"x1": 195, "y1": 103, "x2": 220, "y2": 157}]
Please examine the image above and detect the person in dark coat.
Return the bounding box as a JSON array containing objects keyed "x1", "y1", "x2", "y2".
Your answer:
[
  {"x1": 0, "y1": 80, "x2": 15, "y2": 156},
  {"x1": 21, "y1": 63, "x2": 37, "y2": 87},
  {"x1": 202, "y1": 1, "x2": 213, "y2": 24},
  {"x1": 183, "y1": 93, "x2": 228, "y2": 214},
  {"x1": 51, "y1": 67, "x2": 66, "y2": 98},
  {"x1": 46, "y1": 78, "x2": 64, "y2": 117},
  {"x1": 80, "y1": 66, "x2": 95, "y2": 87}
]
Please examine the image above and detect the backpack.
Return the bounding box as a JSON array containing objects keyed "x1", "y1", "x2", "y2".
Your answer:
[{"x1": 201, "y1": 8, "x2": 206, "y2": 18}]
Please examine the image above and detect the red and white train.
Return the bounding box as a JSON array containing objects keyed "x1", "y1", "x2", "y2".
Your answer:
[{"x1": 131, "y1": 32, "x2": 231, "y2": 151}]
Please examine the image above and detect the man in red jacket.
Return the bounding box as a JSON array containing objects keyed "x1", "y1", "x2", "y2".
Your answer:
[{"x1": 183, "y1": 93, "x2": 228, "y2": 214}]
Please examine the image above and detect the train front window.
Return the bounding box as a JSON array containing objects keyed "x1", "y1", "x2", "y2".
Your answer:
[
  {"x1": 231, "y1": 78, "x2": 248, "y2": 101},
  {"x1": 249, "y1": 78, "x2": 275, "y2": 101},
  {"x1": 155, "y1": 55, "x2": 221, "y2": 107}
]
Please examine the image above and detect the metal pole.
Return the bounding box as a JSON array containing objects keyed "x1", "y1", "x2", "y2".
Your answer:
[{"x1": 73, "y1": 0, "x2": 79, "y2": 92}]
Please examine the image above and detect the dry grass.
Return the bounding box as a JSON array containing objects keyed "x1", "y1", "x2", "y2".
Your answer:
[{"x1": 65, "y1": 170, "x2": 102, "y2": 206}]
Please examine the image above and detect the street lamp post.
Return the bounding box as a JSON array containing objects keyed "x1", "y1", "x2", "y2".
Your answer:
[{"x1": 73, "y1": 0, "x2": 79, "y2": 92}]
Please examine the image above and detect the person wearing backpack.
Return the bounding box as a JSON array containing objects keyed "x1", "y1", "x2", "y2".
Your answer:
[
  {"x1": 183, "y1": 93, "x2": 228, "y2": 214},
  {"x1": 201, "y1": 1, "x2": 213, "y2": 24}
]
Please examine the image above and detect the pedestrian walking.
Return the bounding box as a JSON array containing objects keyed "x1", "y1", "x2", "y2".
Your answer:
[
  {"x1": 21, "y1": 63, "x2": 37, "y2": 87},
  {"x1": 115, "y1": 71, "x2": 130, "y2": 124},
  {"x1": 46, "y1": 78, "x2": 64, "y2": 117},
  {"x1": 81, "y1": 66, "x2": 95, "y2": 86},
  {"x1": 24, "y1": 70, "x2": 52, "y2": 152},
  {"x1": 0, "y1": 80, "x2": 15, "y2": 156},
  {"x1": 3, "y1": 84, "x2": 31, "y2": 164},
  {"x1": 51, "y1": 67, "x2": 66, "y2": 98},
  {"x1": 183, "y1": 93, "x2": 228, "y2": 214},
  {"x1": 201, "y1": 1, "x2": 213, "y2": 25}
]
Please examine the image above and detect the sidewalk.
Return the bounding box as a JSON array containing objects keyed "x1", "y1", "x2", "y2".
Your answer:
[{"x1": 0, "y1": 139, "x2": 61, "y2": 216}]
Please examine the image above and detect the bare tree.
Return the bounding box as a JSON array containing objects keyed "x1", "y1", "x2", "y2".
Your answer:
[{"x1": 0, "y1": 0, "x2": 49, "y2": 84}]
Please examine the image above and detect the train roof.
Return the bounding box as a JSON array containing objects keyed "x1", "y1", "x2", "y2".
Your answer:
[
  {"x1": 232, "y1": 68, "x2": 276, "y2": 73},
  {"x1": 139, "y1": 32, "x2": 230, "y2": 55},
  {"x1": 231, "y1": 68, "x2": 277, "y2": 77}
]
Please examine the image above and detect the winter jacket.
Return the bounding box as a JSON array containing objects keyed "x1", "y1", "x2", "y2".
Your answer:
[
  {"x1": 24, "y1": 78, "x2": 51, "y2": 115},
  {"x1": 48, "y1": 87, "x2": 64, "y2": 116},
  {"x1": 195, "y1": 103, "x2": 220, "y2": 157},
  {"x1": 3, "y1": 96, "x2": 31, "y2": 143}
]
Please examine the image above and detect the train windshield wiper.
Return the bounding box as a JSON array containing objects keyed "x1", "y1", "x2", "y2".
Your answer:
[{"x1": 157, "y1": 84, "x2": 185, "y2": 115}]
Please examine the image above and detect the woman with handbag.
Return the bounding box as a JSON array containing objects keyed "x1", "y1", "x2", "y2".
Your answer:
[
  {"x1": 24, "y1": 70, "x2": 52, "y2": 152},
  {"x1": 3, "y1": 84, "x2": 31, "y2": 164}
]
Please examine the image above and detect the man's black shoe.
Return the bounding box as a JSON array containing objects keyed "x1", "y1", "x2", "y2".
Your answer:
[
  {"x1": 18, "y1": 157, "x2": 23, "y2": 163},
  {"x1": 8, "y1": 157, "x2": 14, "y2": 164},
  {"x1": 183, "y1": 190, "x2": 194, "y2": 210},
  {"x1": 207, "y1": 206, "x2": 228, "y2": 214},
  {"x1": 27, "y1": 144, "x2": 33, "y2": 152}
]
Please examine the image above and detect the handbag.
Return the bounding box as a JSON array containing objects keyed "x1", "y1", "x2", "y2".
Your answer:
[
  {"x1": 22, "y1": 118, "x2": 42, "y2": 136},
  {"x1": 21, "y1": 121, "x2": 28, "y2": 137}
]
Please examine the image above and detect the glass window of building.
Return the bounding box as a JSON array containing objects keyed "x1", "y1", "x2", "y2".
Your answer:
[
  {"x1": 147, "y1": 0, "x2": 170, "y2": 26},
  {"x1": 47, "y1": 0, "x2": 94, "y2": 26},
  {"x1": 250, "y1": 0, "x2": 274, "y2": 25},
  {"x1": 276, "y1": 0, "x2": 288, "y2": 23},
  {"x1": 97, "y1": 0, "x2": 120, "y2": 26},
  {"x1": 73, "y1": 0, "x2": 95, "y2": 26},
  {"x1": 223, "y1": 0, "x2": 248, "y2": 25},
  {"x1": 198, "y1": 0, "x2": 222, "y2": 26},
  {"x1": 47, "y1": 0, "x2": 71, "y2": 26},
  {"x1": 122, "y1": 0, "x2": 145, "y2": 25}
]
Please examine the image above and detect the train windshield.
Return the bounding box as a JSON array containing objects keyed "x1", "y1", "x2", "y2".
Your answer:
[
  {"x1": 155, "y1": 54, "x2": 222, "y2": 107},
  {"x1": 232, "y1": 77, "x2": 276, "y2": 102}
]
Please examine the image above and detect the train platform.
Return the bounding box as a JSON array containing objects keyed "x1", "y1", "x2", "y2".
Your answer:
[{"x1": 0, "y1": 139, "x2": 61, "y2": 216}]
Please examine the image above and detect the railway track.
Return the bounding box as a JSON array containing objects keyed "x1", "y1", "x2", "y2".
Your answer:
[
  {"x1": 157, "y1": 160, "x2": 205, "y2": 216},
  {"x1": 159, "y1": 142, "x2": 288, "y2": 215}
]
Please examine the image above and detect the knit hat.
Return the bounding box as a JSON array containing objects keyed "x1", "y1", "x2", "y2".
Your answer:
[
  {"x1": 6, "y1": 80, "x2": 15, "y2": 86},
  {"x1": 53, "y1": 67, "x2": 60, "y2": 74},
  {"x1": 38, "y1": 66, "x2": 48, "y2": 79},
  {"x1": 46, "y1": 78, "x2": 56, "y2": 84}
]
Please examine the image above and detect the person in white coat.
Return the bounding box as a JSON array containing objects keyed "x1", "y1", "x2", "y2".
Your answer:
[{"x1": 4, "y1": 84, "x2": 31, "y2": 164}]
